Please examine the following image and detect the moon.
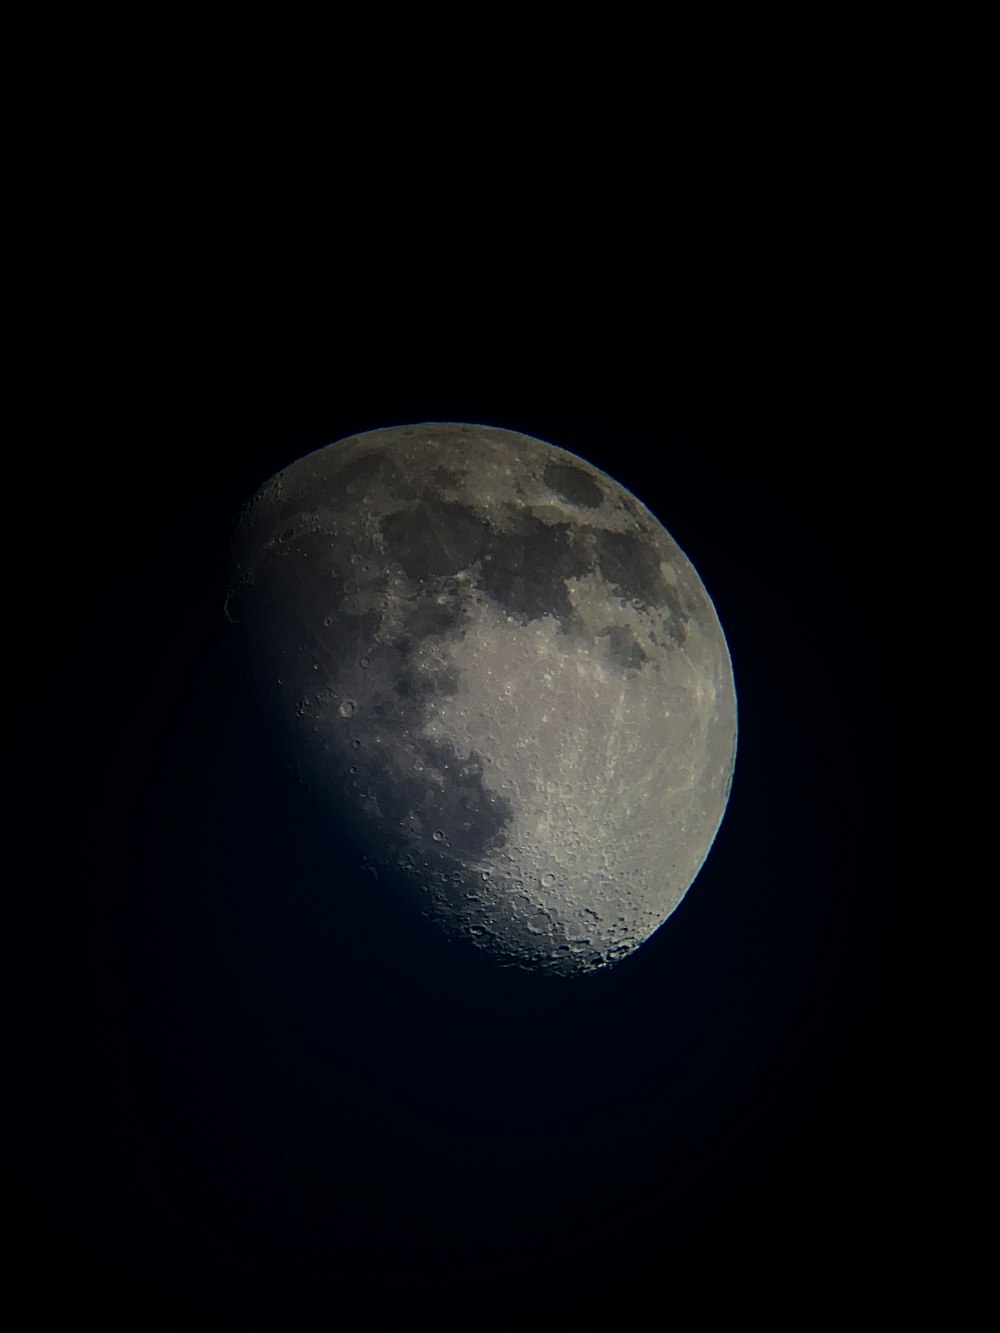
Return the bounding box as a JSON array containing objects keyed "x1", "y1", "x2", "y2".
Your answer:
[{"x1": 228, "y1": 423, "x2": 737, "y2": 976}]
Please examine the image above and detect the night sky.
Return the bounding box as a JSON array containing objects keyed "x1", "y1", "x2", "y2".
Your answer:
[{"x1": 15, "y1": 328, "x2": 916, "y2": 1322}]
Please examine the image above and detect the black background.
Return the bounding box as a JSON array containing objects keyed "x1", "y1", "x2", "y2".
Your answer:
[{"x1": 15, "y1": 324, "x2": 917, "y2": 1323}]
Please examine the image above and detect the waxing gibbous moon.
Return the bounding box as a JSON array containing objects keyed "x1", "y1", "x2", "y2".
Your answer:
[{"x1": 228, "y1": 423, "x2": 737, "y2": 976}]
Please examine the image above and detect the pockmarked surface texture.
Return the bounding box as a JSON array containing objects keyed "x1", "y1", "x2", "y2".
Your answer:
[{"x1": 229, "y1": 424, "x2": 737, "y2": 975}]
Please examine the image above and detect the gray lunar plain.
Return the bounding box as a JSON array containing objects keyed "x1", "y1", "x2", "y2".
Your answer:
[{"x1": 228, "y1": 423, "x2": 737, "y2": 975}]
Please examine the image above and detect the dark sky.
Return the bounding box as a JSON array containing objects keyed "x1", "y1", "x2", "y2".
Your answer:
[{"x1": 15, "y1": 326, "x2": 917, "y2": 1322}]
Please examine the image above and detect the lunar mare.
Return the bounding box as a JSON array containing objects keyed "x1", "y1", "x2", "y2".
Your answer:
[{"x1": 229, "y1": 424, "x2": 737, "y2": 975}]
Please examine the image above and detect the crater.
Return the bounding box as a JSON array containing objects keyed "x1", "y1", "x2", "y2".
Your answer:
[{"x1": 543, "y1": 460, "x2": 603, "y2": 509}]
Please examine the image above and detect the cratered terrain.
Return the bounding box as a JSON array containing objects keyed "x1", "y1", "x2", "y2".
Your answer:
[{"x1": 229, "y1": 423, "x2": 737, "y2": 975}]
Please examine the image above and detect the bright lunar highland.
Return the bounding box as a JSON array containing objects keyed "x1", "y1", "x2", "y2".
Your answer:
[{"x1": 229, "y1": 424, "x2": 737, "y2": 976}]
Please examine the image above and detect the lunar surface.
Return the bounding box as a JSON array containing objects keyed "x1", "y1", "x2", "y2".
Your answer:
[{"x1": 228, "y1": 424, "x2": 737, "y2": 976}]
